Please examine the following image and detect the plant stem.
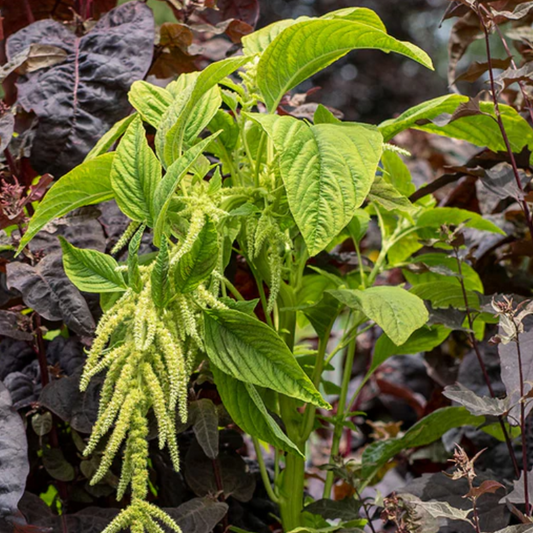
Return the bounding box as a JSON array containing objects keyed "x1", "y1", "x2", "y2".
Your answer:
[
  {"x1": 515, "y1": 329, "x2": 531, "y2": 515},
  {"x1": 34, "y1": 314, "x2": 49, "y2": 387},
  {"x1": 323, "y1": 335, "x2": 357, "y2": 498},
  {"x1": 453, "y1": 248, "x2": 520, "y2": 478},
  {"x1": 253, "y1": 437, "x2": 280, "y2": 503},
  {"x1": 478, "y1": 4, "x2": 533, "y2": 125},
  {"x1": 477, "y1": 4, "x2": 533, "y2": 242},
  {"x1": 302, "y1": 323, "x2": 335, "y2": 439}
]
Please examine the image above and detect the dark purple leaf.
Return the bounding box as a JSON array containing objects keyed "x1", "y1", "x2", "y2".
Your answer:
[
  {"x1": 200, "y1": 0, "x2": 260, "y2": 28},
  {"x1": 443, "y1": 383, "x2": 509, "y2": 417},
  {"x1": 46, "y1": 336, "x2": 86, "y2": 376},
  {"x1": 42, "y1": 446, "x2": 75, "y2": 482},
  {"x1": 0, "y1": 338, "x2": 36, "y2": 381},
  {"x1": 189, "y1": 398, "x2": 219, "y2": 460},
  {"x1": 304, "y1": 498, "x2": 361, "y2": 521},
  {"x1": 6, "y1": 253, "x2": 95, "y2": 337},
  {"x1": 0, "y1": 110, "x2": 14, "y2": 153},
  {"x1": 0, "y1": 311, "x2": 33, "y2": 342},
  {"x1": 0, "y1": 381, "x2": 29, "y2": 519},
  {"x1": 165, "y1": 497, "x2": 228, "y2": 533},
  {"x1": 448, "y1": 11, "x2": 483, "y2": 85},
  {"x1": 0, "y1": 0, "x2": 118, "y2": 40},
  {"x1": 26, "y1": 506, "x2": 118, "y2": 533},
  {"x1": 3, "y1": 361, "x2": 42, "y2": 409},
  {"x1": 184, "y1": 441, "x2": 256, "y2": 502},
  {"x1": 455, "y1": 57, "x2": 513, "y2": 84},
  {"x1": 29, "y1": 206, "x2": 106, "y2": 256},
  {"x1": 480, "y1": 163, "x2": 531, "y2": 201},
  {"x1": 6, "y1": 2, "x2": 154, "y2": 177},
  {"x1": 39, "y1": 372, "x2": 101, "y2": 433},
  {"x1": 502, "y1": 469, "x2": 533, "y2": 505},
  {"x1": 498, "y1": 328, "x2": 533, "y2": 424},
  {"x1": 404, "y1": 471, "x2": 508, "y2": 533}
]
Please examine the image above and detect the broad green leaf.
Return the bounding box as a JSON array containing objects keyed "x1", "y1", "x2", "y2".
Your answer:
[
  {"x1": 416, "y1": 207, "x2": 505, "y2": 235},
  {"x1": 127, "y1": 224, "x2": 145, "y2": 293},
  {"x1": 410, "y1": 281, "x2": 479, "y2": 310},
  {"x1": 242, "y1": 8, "x2": 387, "y2": 56},
  {"x1": 163, "y1": 85, "x2": 221, "y2": 166},
  {"x1": 157, "y1": 57, "x2": 251, "y2": 167},
  {"x1": 387, "y1": 232, "x2": 423, "y2": 266},
  {"x1": 18, "y1": 153, "x2": 115, "y2": 252},
  {"x1": 313, "y1": 104, "x2": 341, "y2": 124},
  {"x1": 403, "y1": 253, "x2": 483, "y2": 292},
  {"x1": 251, "y1": 114, "x2": 383, "y2": 255},
  {"x1": 369, "y1": 325, "x2": 451, "y2": 381},
  {"x1": 243, "y1": 19, "x2": 301, "y2": 55},
  {"x1": 128, "y1": 81, "x2": 173, "y2": 128},
  {"x1": 379, "y1": 95, "x2": 533, "y2": 156},
  {"x1": 381, "y1": 150, "x2": 415, "y2": 196},
  {"x1": 362, "y1": 406, "x2": 484, "y2": 477},
  {"x1": 204, "y1": 308, "x2": 330, "y2": 409},
  {"x1": 211, "y1": 365, "x2": 303, "y2": 456},
  {"x1": 174, "y1": 218, "x2": 218, "y2": 293},
  {"x1": 347, "y1": 210, "x2": 371, "y2": 244},
  {"x1": 85, "y1": 114, "x2": 137, "y2": 161},
  {"x1": 256, "y1": 18, "x2": 433, "y2": 111},
  {"x1": 152, "y1": 134, "x2": 220, "y2": 246},
  {"x1": 110, "y1": 115, "x2": 161, "y2": 225},
  {"x1": 59, "y1": 237, "x2": 126, "y2": 293},
  {"x1": 328, "y1": 286, "x2": 428, "y2": 345},
  {"x1": 207, "y1": 110, "x2": 239, "y2": 154},
  {"x1": 151, "y1": 239, "x2": 169, "y2": 308},
  {"x1": 368, "y1": 176, "x2": 416, "y2": 215},
  {"x1": 303, "y1": 293, "x2": 341, "y2": 340}
]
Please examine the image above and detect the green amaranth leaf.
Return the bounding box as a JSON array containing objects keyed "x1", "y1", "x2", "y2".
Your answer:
[
  {"x1": 152, "y1": 133, "x2": 220, "y2": 247},
  {"x1": 157, "y1": 56, "x2": 251, "y2": 167},
  {"x1": 256, "y1": 17, "x2": 433, "y2": 111},
  {"x1": 128, "y1": 81, "x2": 173, "y2": 128},
  {"x1": 362, "y1": 406, "x2": 484, "y2": 478},
  {"x1": 18, "y1": 153, "x2": 115, "y2": 252},
  {"x1": 85, "y1": 114, "x2": 137, "y2": 161},
  {"x1": 416, "y1": 207, "x2": 505, "y2": 235},
  {"x1": 379, "y1": 94, "x2": 533, "y2": 158},
  {"x1": 151, "y1": 238, "x2": 170, "y2": 308},
  {"x1": 127, "y1": 224, "x2": 145, "y2": 293},
  {"x1": 250, "y1": 114, "x2": 382, "y2": 255},
  {"x1": 328, "y1": 286, "x2": 428, "y2": 345},
  {"x1": 174, "y1": 219, "x2": 218, "y2": 293},
  {"x1": 410, "y1": 281, "x2": 479, "y2": 311},
  {"x1": 204, "y1": 308, "x2": 330, "y2": 409},
  {"x1": 110, "y1": 115, "x2": 161, "y2": 225},
  {"x1": 59, "y1": 237, "x2": 126, "y2": 294},
  {"x1": 211, "y1": 365, "x2": 303, "y2": 456}
]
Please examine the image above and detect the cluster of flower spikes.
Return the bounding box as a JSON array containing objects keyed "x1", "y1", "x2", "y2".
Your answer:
[
  {"x1": 80, "y1": 193, "x2": 228, "y2": 533},
  {"x1": 246, "y1": 207, "x2": 291, "y2": 313}
]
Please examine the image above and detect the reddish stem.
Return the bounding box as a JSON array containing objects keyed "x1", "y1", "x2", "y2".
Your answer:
[
  {"x1": 515, "y1": 332, "x2": 531, "y2": 515},
  {"x1": 477, "y1": 5, "x2": 533, "y2": 243},
  {"x1": 23, "y1": 0, "x2": 35, "y2": 24},
  {"x1": 454, "y1": 248, "x2": 520, "y2": 478},
  {"x1": 478, "y1": 4, "x2": 533, "y2": 125}
]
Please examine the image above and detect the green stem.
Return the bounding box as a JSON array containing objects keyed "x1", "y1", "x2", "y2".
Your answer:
[
  {"x1": 301, "y1": 322, "x2": 335, "y2": 440},
  {"x1": 253, "y1": 437, "x2": 280, "y2": 503},
  {"x1": 323, "y1": 335, "x2": 358, "y2": 498}
]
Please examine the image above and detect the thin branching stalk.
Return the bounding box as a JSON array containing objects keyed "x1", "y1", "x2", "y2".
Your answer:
[
  {"x1": 514, "y1": 326, "x2": 531, "y2": 515},
  {"x1": 453, "y1": 248, "x2": 520, "y2": 478},
  {"x1": 475, "y1": 2, "x2": 533, "y2": 242},
  {"x1": 478, "y1": 3, "x2": 533, "y2": 125}
]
